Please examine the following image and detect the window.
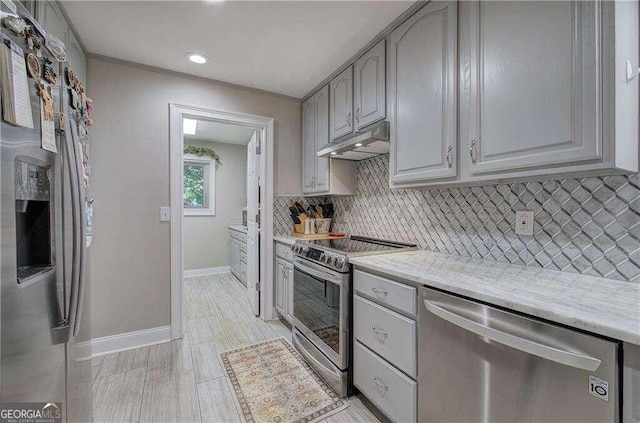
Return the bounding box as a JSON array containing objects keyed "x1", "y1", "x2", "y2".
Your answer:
[{"x1": 183, "y1": 154, "x2": 215, "y2": 216}]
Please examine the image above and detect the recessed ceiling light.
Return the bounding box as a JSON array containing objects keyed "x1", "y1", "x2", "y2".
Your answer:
[
  {"x1": 355, "y1": 143, "x2": 363, "y2": 147},
  {"x1": 187, "y1": 53, "x2": 208, "y2": 64},
  {"x1": 330, "y1": 152, "x2": 337, "y2": 156},
  {"x1": 183, "y1": 118, "x2": 198, "y2": 135}
]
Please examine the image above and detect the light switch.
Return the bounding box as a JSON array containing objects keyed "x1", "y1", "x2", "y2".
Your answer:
[
  {"x1": 515, "y1": 210, "x2": 534, "y2": 236},
  {"x1": 160, "y1": 207, "x2": 171, "y2": 222}
]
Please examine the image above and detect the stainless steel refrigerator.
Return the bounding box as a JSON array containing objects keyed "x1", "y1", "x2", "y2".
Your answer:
[{"x1": 1, "y1": 2, "x2": 92, "y2": 421}]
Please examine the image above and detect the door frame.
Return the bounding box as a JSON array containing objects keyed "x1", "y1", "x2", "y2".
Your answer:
[{"x1": 169, "y1": 103, "x2": 275, "y2": 340}]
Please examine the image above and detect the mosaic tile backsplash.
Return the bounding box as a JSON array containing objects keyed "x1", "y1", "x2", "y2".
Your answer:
[{"x1": 274, "y1": 155, "x2": 640, "y2": 283}]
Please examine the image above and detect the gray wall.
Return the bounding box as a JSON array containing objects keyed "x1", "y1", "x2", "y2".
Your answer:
[
  {"x1": 88, "y1": 58, "x2": 300, "y2": 338},
  {"x1": 183, "y1": 139, "x2": 247, "y2": 271},
  {"x1": 274, "y1": 155, "x2": 640, "y2": 283}
]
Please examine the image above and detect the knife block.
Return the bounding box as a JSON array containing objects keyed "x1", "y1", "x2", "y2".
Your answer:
[{"x1": 293, "y1": 213, "x2": 307, "y2": 234}]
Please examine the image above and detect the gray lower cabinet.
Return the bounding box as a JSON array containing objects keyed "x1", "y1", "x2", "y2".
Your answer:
[
  {"x1": 274, "y1": 241, "x2": 294, "y2": 323},
  {"x1": 389, "y1": 1, "x2": 458, "y2": 187},
  {"x1": 353, "y1": 269, "x2": 418, "y2": 422}
]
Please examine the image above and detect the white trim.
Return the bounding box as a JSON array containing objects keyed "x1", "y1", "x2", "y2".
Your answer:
[
  {"x1": 170, "y1": 103, "x2": 276, "y2": 341},
  {"x1": 75, "y1": 341, "x2": 93, "y2": 361},
  {"x1": 88, "y1": 326, "x2": 171, "y2": 357},
  {"x1": 184, "y1": 266, "x2": 230, "y2": 277}
]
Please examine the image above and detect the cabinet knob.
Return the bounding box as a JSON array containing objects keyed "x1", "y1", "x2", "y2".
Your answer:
[
  {"x1": 469, "y1": 140, "x2": 478, "y2": 165},
  {"x1": 446, "y1": 145, "x2": 453, "y2": 169}
]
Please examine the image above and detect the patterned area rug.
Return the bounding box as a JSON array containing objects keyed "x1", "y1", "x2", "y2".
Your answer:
[{"x1": 220, "y1": 338, "x2": 349, "y2": 423}]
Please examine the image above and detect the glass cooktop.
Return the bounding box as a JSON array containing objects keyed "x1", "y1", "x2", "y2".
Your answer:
[{"x1": 305, "y1": 235, "x2": 417, "y2": 256}]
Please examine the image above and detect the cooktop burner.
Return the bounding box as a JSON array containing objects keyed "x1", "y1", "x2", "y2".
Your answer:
[{"x1": 293, "y1": 236, "x2": 417, "y2": 272}]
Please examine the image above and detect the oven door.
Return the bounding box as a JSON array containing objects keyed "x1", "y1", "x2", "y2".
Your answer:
[{"x1": 293, "y1": 257, "x2": 349, "y2": 370}]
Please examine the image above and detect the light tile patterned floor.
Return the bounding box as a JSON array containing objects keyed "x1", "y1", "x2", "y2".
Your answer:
[{"x1": 92, "y1": 272, "x2": 382, "y2": 422}]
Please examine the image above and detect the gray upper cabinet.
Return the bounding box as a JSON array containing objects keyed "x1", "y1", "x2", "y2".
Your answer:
[
  {"x1": 302, "y1": 85, "x2": 331, "y2": 195},
  {"x1": 329, "y1": 66, "x2": 354, "y2": 141},
  {"x1": 302, "y1": 85, "x2": 356, "y2": 196},
  {"x1": 302, "y1": 97, "x2": 316, "y2": 194},
  {"x1": 67, "y1": 31, "x2": 86, "y2": 85},
  {"x1": 464, "y1": 1, "x2": 602, "y2": 178},
  {"x1": 354, "y1": 40, "x2": 386, "y2": 130},
  {"x1": 313, "y1": 87, "x2": 330, "y2": 192},
  {"x1": 37, "y1": 1, "x2": 68, "y2": 47},
  {"x1": 389, "y1": 1, "x2": 457, "y2": 186}
]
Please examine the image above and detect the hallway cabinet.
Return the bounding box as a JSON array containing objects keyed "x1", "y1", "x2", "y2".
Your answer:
[
  {"x1": 229, "y1": 227, "x2": 247, "y2": 285},
  {"x1": 389, "y1": 1, "x2": 458, "y2": 187},
  {"x1": 354, "y1": 40, "x2": 386, "y2": 130}
]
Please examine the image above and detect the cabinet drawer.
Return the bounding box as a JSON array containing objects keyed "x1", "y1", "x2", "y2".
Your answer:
[
  {"x1": 240, "y1": 251, "x2": 247, "y2": 264},
  {"x1": 354, "y1": 270, "x2": 416, "y2": 317},
  {"x1": 354, "y1": 341, "x2": 417, "y2": 423},
  {"x1": 240, "y1": 242, "x2": 247, "y2": 254},
  {"x1": 275, "y1": 242, "x2": 293, "y2": 262},
  {"x1": 354, "y1": 295, "x2": 417, "y2": 377}
]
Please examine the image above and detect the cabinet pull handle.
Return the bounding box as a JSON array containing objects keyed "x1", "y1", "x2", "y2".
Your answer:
[
  {"x1": 469, "y1": 140, "x2": 478, "y2": 165},
  {"x1": 346, "y1": 112, "x2": 352, "y2": 127},
  {"x1": 371, "y1": 287, "x2": 388, "y2": 297},
  {"x1": 446, "y1": 145, "x2": 453, "y2": 168},
  {"x1": 355, "y1": 108, "x2": 360, "y2": 123},
  {"x1": 372, "y1": 326, "x2": 388, "y2": 338},
  {"x1": 372, "y1": 376, "x2": 389, "y2": 391}
]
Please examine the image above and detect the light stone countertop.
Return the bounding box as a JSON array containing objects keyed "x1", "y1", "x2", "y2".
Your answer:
[
  {"x1": 228, "y1": 224, "x2": 247, "y2": 234},
  {"x1": 349, "y1": 250, "x2": 640, "y2": 345},
  {"x1": 273, "y1": 235, "x2": 297, "y2": 246}
]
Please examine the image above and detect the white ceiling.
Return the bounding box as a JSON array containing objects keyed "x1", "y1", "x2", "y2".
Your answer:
[
  {"x1": 62, "y1": 1, "x2": 412, "y2": 98},
  {"x1": 184, "y1": 119, "x2": 256, "y2": 145}
]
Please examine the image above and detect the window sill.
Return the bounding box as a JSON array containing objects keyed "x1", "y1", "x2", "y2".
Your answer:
[{"x1": 184, "y1": 208, "x2": 215, "y2": 216}]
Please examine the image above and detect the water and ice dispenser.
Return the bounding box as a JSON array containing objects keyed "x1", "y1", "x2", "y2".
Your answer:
[{"x1": 14, "y1": 159, "x2": 53, "y2": 283}]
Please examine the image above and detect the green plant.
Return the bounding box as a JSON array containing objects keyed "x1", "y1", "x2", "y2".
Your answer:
[{"x1": 183, "y1": 146, "x2": 222, "y2": 168}]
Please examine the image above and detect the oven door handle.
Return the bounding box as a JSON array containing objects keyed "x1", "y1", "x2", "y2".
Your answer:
[{"x1": 293, "y1": 258, "x2": 343, "y2": 286}]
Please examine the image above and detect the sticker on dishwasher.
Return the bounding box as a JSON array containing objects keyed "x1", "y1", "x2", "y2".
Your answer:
[{"x1": 588, "y1": 375, "x2": 609, "y2": 401}]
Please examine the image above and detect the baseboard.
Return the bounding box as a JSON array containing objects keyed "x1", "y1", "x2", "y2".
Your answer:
[
  {"x1": 75, "y1": 340, "x2": 93, "y2": 361},
  {"x1": 184, "y1": 266, "x2": 230, "y2": 277},
  {"x1": 90, "y1": 325, "x2": 171, "y2": 357}
]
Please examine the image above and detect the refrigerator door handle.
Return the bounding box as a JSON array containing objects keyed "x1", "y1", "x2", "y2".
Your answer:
[
  {"x1": 423, "y1": 299, "x2": 602, "y2": 371},
  {"x1": 62, "y1": 120, "x2": 81, "y2": 340},
  {"x1": 70, "y1": 121, "x2": 87, "y2": 336}
]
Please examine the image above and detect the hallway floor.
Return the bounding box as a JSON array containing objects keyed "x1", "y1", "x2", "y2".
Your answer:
[{"x1": 91, "y1": 272, "x2": 382, "y2": 422}]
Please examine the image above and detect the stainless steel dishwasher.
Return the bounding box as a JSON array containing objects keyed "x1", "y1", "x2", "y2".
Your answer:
[{"x1": 418, "y1": 287, "x2": 620, "y2": 423}]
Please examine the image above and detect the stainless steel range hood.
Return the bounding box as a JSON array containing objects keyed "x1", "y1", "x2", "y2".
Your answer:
[{"x1": 317, "y1": 121, "x2": 389, "y2": 161}]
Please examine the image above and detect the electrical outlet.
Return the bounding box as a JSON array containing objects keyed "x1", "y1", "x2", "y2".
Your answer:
[
  {"x1": 160, "y1": 207, "x2": 171, "y2": 222},
  {"x1": 515, "y1": 210, "x2": 534, "y2": 236}
]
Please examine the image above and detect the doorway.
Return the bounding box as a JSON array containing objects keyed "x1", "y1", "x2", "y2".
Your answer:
[{"x1": 169, "y1": 104, "x2": 275, "y2": 340}]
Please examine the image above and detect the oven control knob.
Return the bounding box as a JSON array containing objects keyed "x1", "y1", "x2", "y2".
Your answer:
[
  {"x1": 319, "y1": 252, "x2": 326, "y2": 263},
  {"x1": 334, "y1": 257, "x2": 343, "y2": 268}
]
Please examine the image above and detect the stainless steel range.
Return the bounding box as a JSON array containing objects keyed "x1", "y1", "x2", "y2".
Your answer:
[{"x1": 291, "y1": 235, "x2": 416, "y2": 396}]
